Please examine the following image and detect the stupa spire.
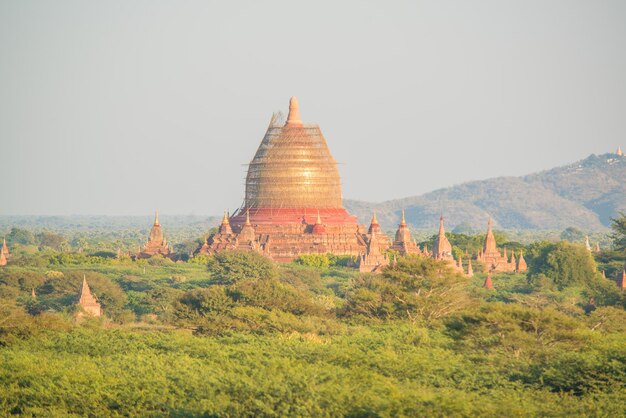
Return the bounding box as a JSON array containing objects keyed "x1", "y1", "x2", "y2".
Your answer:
[
  {"x1": 484, "y1": 275, "x2": 494, "y2": 290},
  {"x1": 483, "y1": 218, "x2": 497, "y2": 255},
  {"x1": 312, "y1": 210, "x2": 326, "y2": 234},
  {"x1": 245, "y1": 209, "x2": 251, "y2": 226},
  {"x1": 285, "y1": 96, "x2": 303, "y2": 127},
  {"x1": 154, "y1": 209, "x2": 160, "y2": 226},
  {"x1": 467, "y1": 258, "x2": 474, "y2": 277},
  {"x1": 368, "y1": 211, "x2": 381, "y2": 234},
  {"x1": 219, "y1": 209, "x2": 233, "y2": 235},
  {"x1": 617, "y1": 146, "x2": 623, "y2": 156},
  {"x1": 80, "y1": 276, "x2": 91, "y2": 299},
  {"x1": 400, "y1": 209, "x2": 406, "y2": 226},
  {"x1": 433, "y1": 214, "x2": 452, "y2": 260},
  {"x1": 77, "y1": 275, "x2": 102, "y2": 317}
]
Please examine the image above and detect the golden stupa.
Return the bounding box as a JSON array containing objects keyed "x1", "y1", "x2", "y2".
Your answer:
[
  {"x1": 244, "y1": 96, "x2": 343, "y2": 209},
  {"x1": 200, "y1": 97, "x2": 392, "y2": 264}
]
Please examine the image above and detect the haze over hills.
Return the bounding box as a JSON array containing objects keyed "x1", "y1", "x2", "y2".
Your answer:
[{"x1": 345, "y1": 152, "x2": 626, "y2": 232}]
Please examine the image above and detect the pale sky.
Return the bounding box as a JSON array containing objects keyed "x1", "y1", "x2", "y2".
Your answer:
[{"x1": 1, "y1": 0, "x2": 625, "y2": 216}]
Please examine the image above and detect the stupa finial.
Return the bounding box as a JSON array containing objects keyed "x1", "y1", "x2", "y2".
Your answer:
[
  {"x1": 245, "y1": 209, "x2": 251, "y2": 226},
  {"x1": 285, "y1": 96, "x2": 303, "y2": 127},
  {"x1": 154, "y1": 209, "x2": 160, "y2": 226},
  {"x1": 400, "y1": 209, "x2": 406, "y2": 226},
  {"x1": 222, "y1": 209, "x2": 230, "y2": 225}
]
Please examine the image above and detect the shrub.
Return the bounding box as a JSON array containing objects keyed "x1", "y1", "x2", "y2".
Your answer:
[{"x1": 207, "y1": 251, "x2": 277, "y2": 285}]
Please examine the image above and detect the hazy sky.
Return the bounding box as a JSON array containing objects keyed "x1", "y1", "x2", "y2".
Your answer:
[{"x1": 1, "y1": 0, "x2": 625, "y2": 216}]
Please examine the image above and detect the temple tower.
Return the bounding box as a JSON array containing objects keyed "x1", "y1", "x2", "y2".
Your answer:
[
  {"x1": 391, "y1": 209, "x2": 420, "y2": 255},
  {"x1": 432, "y1": 215, "x2": 453, "y2": 260},
  {"x1": 311, "y1": 211, "x2": 326, "y2": 235},
  {"x1": 2, "y1": 238, "x2": 9, "y2": 258},
  {"x1": 483, "y1": 219, "x2": 498, "y2": 255},
  {"x1": 76, "y1": 276, "x2": 102, "y2": 318},
  {"x1": 139, "y1": 210, "x2": 172, "y2": 258},
  {"x1": 204, "y1": 97, "x2": 382, "y2": 262},
  {"x1": 219, "y1": 210, "x2": 233, "y2": 235},
  {"x1": 484, "y1": 275, "x2": 494, "y2": 290},
  {"x1": 358, "y1": 231, "x2": 390, "y2": 273},
  {"x1": 477, "y1": 219, "x2": 515, "y2": 272}
]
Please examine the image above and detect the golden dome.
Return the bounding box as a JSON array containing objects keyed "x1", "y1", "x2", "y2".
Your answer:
[{"x1": 244, "y1": 97, "x2": 343, "y2": 209}]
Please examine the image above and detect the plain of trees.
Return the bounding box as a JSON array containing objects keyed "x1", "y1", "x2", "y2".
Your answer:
[{"x1": 0, "y1": 216, "x2": 625, "y2": 416}]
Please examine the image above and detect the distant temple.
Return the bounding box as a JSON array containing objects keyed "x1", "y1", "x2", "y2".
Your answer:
[
  {"x1": 390, "y1": 209, "x2": 421, "y2": 255},
  {"x1": 138, "y1": 210, "x2": 172, "y2": 258},
  {"x1": 76, "y1": 276, "x2": 102, "y2": 318},
  {"x1": 357, "y1": 230, "x2": 390, "y2": 273},
  {"x1": 432, "y1": 215, "x2": 453, "y2": 261},
  {"x1": 199, "y1": 97, "x2": 382, "y2": 268},
  {"x1": 431, "y1": 215, "x2": 463, "y2": 273},
  {"x1": 0, "y1": 238, "x2": 8, "y2": 267},
  {"x1": 484, "y1": 275, "x2": 494, "y2": 289},
  {"x1": 476, "y1": 219, "x2": 525, "y2": 273}
]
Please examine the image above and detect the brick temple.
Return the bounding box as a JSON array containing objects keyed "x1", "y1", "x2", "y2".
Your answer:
[
  {"x1": 137, "y1": 210, "x2": 172, "y2": 259},
  {"x1": 476, "y1": 219, "x2": 527, "y2": 273},
  {"x1": 76, "y1": 276, "x2": 102, "y2": 318},
  {"x1": 199, "y1": 97, "x2": 383, "y2": 266},
  {"x1": 0, "y1": 238, "x2": 8, "y2": 267}
]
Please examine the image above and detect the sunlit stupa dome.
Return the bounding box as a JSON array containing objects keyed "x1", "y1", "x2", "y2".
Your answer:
[{"x1": 244, "y1": 97, "x2": 343, "y2": 209}]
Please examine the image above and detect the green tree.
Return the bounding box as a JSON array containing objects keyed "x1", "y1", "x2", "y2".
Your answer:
[
  {"x1": 527, "y1": 241, "x2": 600, "y2": 290},
  {"x1": 343, "y1": 255, "x2": 470, "y2": 321},
  {"x1": 37, "y1": 231, "x2": 67, "y2": 251},
  {"x1": 178, "y1": 286, "x2": 233, "y2": 317},
  {"x1": 208, "y1": 251, "x2": 277, "y2": 285},
  {"x1": 6, "y1": 227, "x2": 36, "y2": 246},
  {"x1": 560, "y1": 226, "x2": 585, "y2": 243},
  {"x1": 294, "y1": 254, "x2": 331, "y2": 269},
  {"x1": 609, "y1": 212, "x2": 626, "y2": 251}
]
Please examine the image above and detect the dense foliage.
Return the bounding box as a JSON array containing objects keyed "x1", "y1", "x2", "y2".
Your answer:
[{"x1": 0, "y1": 219, "x2": 625, "y2": 416}]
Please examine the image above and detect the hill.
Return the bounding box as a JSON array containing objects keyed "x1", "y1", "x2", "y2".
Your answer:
[{"x1": 345, "y1": 153, "x2": 625, "y2": 231}]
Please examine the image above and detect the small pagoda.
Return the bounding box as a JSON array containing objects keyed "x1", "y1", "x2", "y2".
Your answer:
[
  {"x1": 357, "y1": 231, "x2": 390, "y2": 273},
  {"x1": 76, "y1": 276, "x2": 102, "y2": 318},
  {"x1": 476, "y1": 219, "x2": 516, "y2": 273},
  {"x1": 0, "y1": 238, "x2": 8, "y2": 267},
  {"x1": 390, "y1": 209, "x2": 421, "y2": 256},
  {"x1": 431, "y1": 215, "x2": 463, "y2": 272},
  {"x1": 138, "y1": 210, "x2": 172, "y2": 259}
]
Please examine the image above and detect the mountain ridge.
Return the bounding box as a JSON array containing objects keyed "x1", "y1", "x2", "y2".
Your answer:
[{"x1": 344, "y1": 153, "x2": 625, "y2": 231}]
